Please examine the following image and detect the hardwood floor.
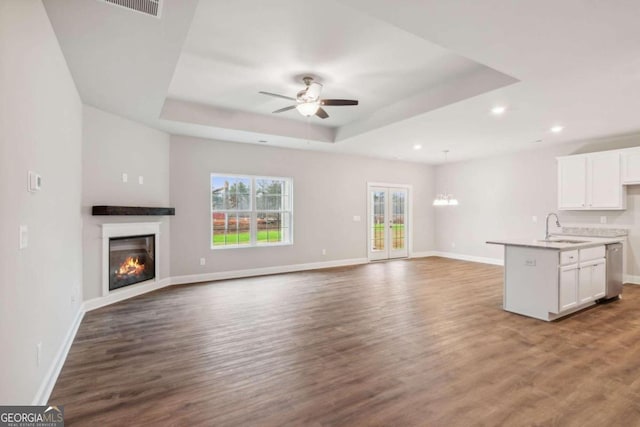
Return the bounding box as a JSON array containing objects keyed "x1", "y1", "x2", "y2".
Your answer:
[{"x1": 50, "y1": 257, "x2": 640, "y2": 426}]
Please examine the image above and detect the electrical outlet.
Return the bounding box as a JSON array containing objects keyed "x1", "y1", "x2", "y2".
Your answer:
[
  {"x1": 28, "y1": 171, "x2": 42, "y2": 192},
  {"x1": 322, "y1": 249, "x2": 326, "y2": 255},
  {"x1": 353, "y1": 215, "x2": 361, "y2": 222},
  {"x1": 122, "y1": 173, "x2": 128, "y2": 183},
  {"x1": 525, "y1": 259, "x2": 536, "y2": 267},
  {"x1": 451, "y1": 242, "x2": 456, "y2": 248},
  {"x1": 200, "y1": 258, "x2": 206, "y2": 266},
  {"x1": 71, "y1": 284, "x2": 79, "y2": 305},
  {"x1": 600, "y1": 216, "x2": 607, "y2": 224},
  {"x1": 532, "y1": 216, "x2": 538, "y2": 223},
  {"x1": 36, "y1": 342, "x2": 42, "y2": 367},
  {"x1": 138, "y1": 176, "x2": 144, "y2": 185}
]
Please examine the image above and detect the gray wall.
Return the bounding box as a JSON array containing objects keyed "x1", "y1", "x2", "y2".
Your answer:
[
  {"x1": 0, "y1": 0, "x2": 83, "y2": 404},
  {"x1": 170, "y1": 136, "x2": 435, "y2": 277},
  {"x1": 434, "y1": 134, "x2": 640, "y2": 276},
  {"x1": 82, "y1": 106, "x2": 171, "y2": 301}
]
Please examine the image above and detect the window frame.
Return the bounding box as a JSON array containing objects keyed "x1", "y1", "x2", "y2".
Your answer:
[{"x1": 210, "y1": 173, "x2": 294, "y2": 250}]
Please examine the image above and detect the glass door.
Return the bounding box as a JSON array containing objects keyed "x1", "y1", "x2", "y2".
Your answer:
[{"x1": 368, "y1": 186, "x2": 409, "y2": 260}]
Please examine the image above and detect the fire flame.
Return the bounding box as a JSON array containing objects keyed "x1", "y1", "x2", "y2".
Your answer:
[{"x1": 117, "y1": 256, "x2": 145, "y2": 277}]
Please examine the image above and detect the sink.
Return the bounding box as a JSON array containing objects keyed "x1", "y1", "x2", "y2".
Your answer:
[{"x1": 537, "y1": 239, "x2": 589, "y2": 244}]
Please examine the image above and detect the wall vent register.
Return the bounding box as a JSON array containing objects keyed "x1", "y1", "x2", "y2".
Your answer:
[{"x1": 99, "y1": 0, "x2": 162, "y2": 18}]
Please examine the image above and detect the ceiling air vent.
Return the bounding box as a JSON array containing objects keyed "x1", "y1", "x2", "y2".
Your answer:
[{"x1": 99, "y1": 0, "x2": 162, "y2": 18}]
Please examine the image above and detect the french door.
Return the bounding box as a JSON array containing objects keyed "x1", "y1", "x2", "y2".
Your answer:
[{"x1": 368, "y1": 185, "x2": 409, "y2": 260}]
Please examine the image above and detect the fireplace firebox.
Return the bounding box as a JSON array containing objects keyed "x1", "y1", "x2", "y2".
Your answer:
[{"x1": 109, "y1": 234, "x2": 155, "y2": 291}]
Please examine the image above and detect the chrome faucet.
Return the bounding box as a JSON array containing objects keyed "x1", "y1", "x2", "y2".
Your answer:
[{"x1": 545, "y1": 212, "x2": 561, "y2": 240}]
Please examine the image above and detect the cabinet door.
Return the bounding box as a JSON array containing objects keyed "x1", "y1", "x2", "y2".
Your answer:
[
  {"x1": 578, "y1": 259, "x2": 606, "y2": 303},
  {"x1": 622, "y1": 149, "x2": 640, "y2": 184},
  {"x1": 591, "y1": 260, "x2": 606, "y2": 300},
  {"x1": 559, "y1": 266, "x2": 579, "y2": 312},
  {"x1": 589, "y1": 152, "x2": 623, "y2": 209},
  {"x1": 558, "y1": 156, "x2": 587, "y2": 210},
  {"x1": 578, "y1": 264, "x2": 593, "y2": 304}
]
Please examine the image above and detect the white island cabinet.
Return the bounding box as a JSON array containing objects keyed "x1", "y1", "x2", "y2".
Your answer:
[{"x1": 487, "y1": 239, "x2": 613, "y2": 321}]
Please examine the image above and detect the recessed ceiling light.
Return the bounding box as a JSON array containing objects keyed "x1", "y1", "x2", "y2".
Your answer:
[
  {"x1": 413, "y1": 144, "x2": 422, "y2": 150},
  {"x1": 551, "y1": 126, "x2": 564, "y2": 133},
  {"x1": 491, "y1": 106, "x2": 506, "y2": 115}
]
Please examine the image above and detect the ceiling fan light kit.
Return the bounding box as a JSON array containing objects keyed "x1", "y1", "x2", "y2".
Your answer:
[
  {"x1": 259, "y1": 76, "x2": 358, "y2": 119},
  {"x1": 296, "y1": 101, "x2": 320, "y2": 117}
]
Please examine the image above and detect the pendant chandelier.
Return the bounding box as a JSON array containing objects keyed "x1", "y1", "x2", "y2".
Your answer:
[{"x1": 433, "y1": 150, "x2": 459, "y2": 206}]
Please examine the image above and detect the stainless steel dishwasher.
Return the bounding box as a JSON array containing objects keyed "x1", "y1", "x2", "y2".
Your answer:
[{"x1": 602, "y1": 243, "x2": 623, "y2": 301}]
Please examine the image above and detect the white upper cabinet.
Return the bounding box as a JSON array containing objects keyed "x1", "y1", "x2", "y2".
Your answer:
[
  {"x1": 621, "y1": 147, "x2": 640, "y2": 184},
  {"x1": 558, "y1": 151, "x2": 625, "y2": 210},
  {"x1": 589, "y1": 152, "x2": 624, "y2": 208},
  {"x1": 558, "y1": 155, "x2": 587, "y2": 209}
]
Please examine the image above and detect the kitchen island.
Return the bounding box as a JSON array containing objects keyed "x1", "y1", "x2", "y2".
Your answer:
[{"x1": 487, "y1": 237, "x2": 623, "y2": 321}]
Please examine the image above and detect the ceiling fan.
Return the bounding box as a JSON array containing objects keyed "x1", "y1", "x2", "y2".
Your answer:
[{"x1": 259, "y1": 76, "x2": 358, "y2": 119}]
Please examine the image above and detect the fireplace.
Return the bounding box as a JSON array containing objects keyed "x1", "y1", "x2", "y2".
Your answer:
[
  {"x1": 109, "y1": 234, "x2": 155, "y2": 291},
  {"x1": 101, "y1": 222, "x2": 161, "y2": 296}
]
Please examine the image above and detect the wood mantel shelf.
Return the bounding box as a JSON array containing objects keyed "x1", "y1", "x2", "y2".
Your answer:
[{"x1": 92, "y1": 206, "x2": 175, "y2": 216}]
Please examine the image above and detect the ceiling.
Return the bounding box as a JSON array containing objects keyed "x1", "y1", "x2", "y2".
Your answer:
[{"x1": 43, "y1": 0, "x2": 640, "y2": 164}]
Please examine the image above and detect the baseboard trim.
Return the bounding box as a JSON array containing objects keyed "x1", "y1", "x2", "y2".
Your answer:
[
  {"x1": 410, "y1": 251, "x2": 436, "y2": 258},
  {"x1": 624, "y1": 274, "x2": 640, "y2": 285},
  {"x1": 430, "y1": 251, "x2": 504, "y2": 266},
  {"x1": 84, "y1": 277, "x2": 172, "y2": 312},
  {"x1": 83, "y1": 253, "x2": 510, "y2": 312},
  {"x1": 85, "y1": 254, "x2": 509, "y2": 310},
  {"x1": 32, "y1": 307, "x2": 84, "y2": 405},
  {"x1": 171, "y1": 258, "x2": 369, "y2": 286}
]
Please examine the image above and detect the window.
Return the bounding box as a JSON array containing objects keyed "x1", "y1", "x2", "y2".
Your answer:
[{"x1": 211, "y1": 174, "x2": 293, "y2": 248}]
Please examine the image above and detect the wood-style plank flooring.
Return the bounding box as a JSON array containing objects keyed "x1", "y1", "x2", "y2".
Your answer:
[{"x1": 50, "y1": 257, "x2": 640, "y2": 426}]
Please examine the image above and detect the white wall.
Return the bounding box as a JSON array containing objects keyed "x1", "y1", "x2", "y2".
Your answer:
[
  {"x1": 434, "y1": 134, "x2": 640, "y2": 275},
  {"x1": 170, "y1": 136, "x2": 435, "y2": 277},
  {"x1": 0, "y1": 0, "x2": 83, "y2": 404},
  {"x1": 82, "y1": 106, "x2": 171, "y2": 301}
]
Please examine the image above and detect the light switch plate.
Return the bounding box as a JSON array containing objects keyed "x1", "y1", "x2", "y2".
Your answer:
[
  {"x1": 600, "y1": 216, "x2": 607, "y2": 224},
  {"x1": 353, "y1": 215, "x2": 361, "y2": 222},
  {"x1": 525, "y1": 259, "x2": 536, "y2": 267},
  {"x1": 138, "y1": 176, "x2": 144, "y2": 185},
  {"x1": 19, "y1": 225, "x2": 28, "y2": 249},
  {"x1": 122, "y1": 173, "x2": 128, "y2": 183}
]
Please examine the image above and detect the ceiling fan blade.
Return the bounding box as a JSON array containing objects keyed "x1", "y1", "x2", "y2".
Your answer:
[
  {"x1": 272, "y1": 105, "x2": 296, "y2": 114},
  {"x1": 321, "y1": 99, "x2": 359, "y2": 106},
  {"x1": 259, "y1": 91, "x2": 296, "y2": 101},
  {"x1": 315, "y1": 107, "x2": 329, "y2": 119}
]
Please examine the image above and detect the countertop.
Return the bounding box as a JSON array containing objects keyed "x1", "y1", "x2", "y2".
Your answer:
[{"x1": 486, "y1": 236, "x2": 625, "y2": 251}]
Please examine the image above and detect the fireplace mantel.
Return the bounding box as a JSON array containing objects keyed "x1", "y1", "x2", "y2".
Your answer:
[{"x1": 92, "y1": 206, "x2": 175, "y2": 216}]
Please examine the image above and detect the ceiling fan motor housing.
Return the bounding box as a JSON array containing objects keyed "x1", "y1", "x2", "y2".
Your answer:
[{"x1": 297, "y1": 77, "x2": 322, "y2": 103}]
